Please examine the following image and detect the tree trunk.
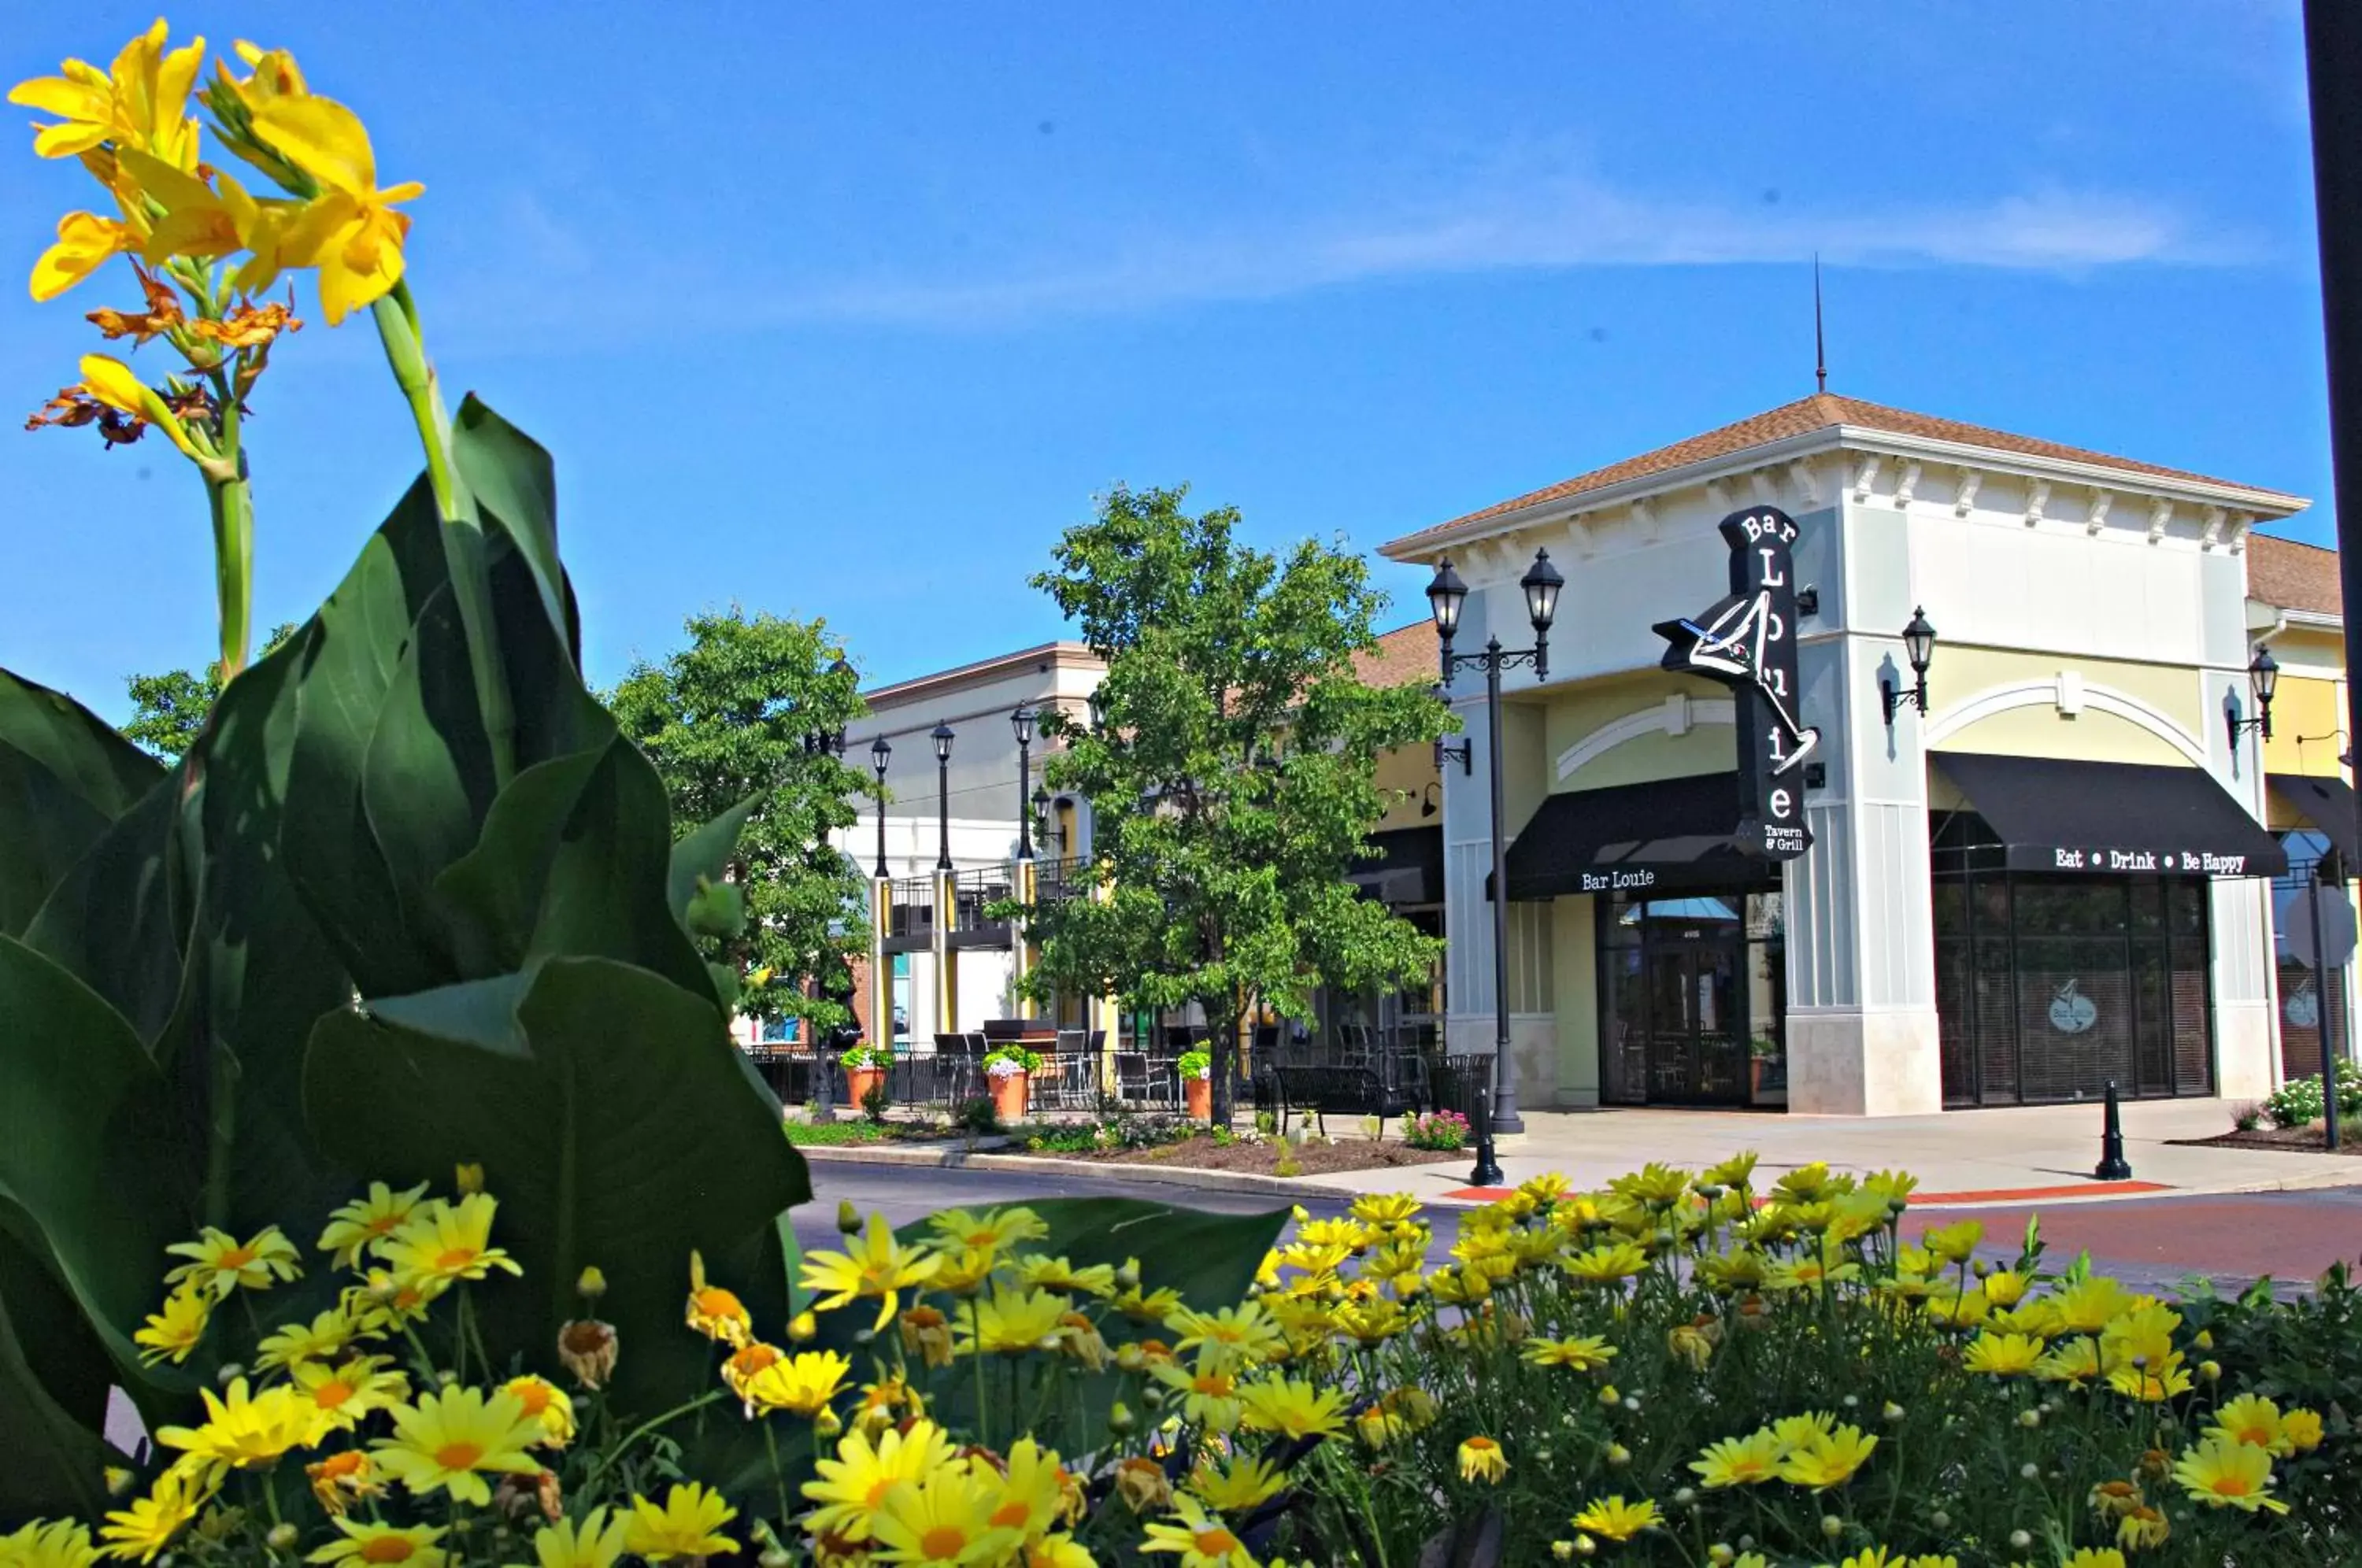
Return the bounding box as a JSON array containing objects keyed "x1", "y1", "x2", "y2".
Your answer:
[{"x1": 1209, "y1": 1004, "x2": 1246, "y2": 1125}]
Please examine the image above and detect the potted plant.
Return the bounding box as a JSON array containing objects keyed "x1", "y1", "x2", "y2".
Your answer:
[
  {"x1": 1747, "y1": 1034, "x2": 1785, "y2": 1096},
  {"x1": 983, "y1": 1045, "x2": 1042, "y2": 1122},
  {"x1": 839, "y1": 1043, "x2": 890, "y2": 1110},
  {"x1": 1178, "y1": 1048, "x2": 1214, "y2": 1120}
]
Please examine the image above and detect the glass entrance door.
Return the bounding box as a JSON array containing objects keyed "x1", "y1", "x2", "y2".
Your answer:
[{"x1": 1642, "y1": 933, "x2": 1744, "y2": 1104}]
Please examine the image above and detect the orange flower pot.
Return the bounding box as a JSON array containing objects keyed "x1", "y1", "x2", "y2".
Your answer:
[
  {"x1": 844, "y1": 1066, "x2": 884, "y2": 1110},
  {"x1": 1184, "y1": 1075, "x2": 1212, "y2": 1122},
  {"x1": 989, "y1": 1071, "x2": 1030, "y2": 1123}
]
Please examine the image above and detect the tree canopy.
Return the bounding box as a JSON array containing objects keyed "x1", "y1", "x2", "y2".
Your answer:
[
  {"x1": 610, "y1": 609, "x2": 872, "y2": 1035},
  {"x1": 1019, "y1": 484, "x2": 1446, "y2": 1118},
  {"x1": 120, "y1": 623, "x2": 299, "y2": 762}
]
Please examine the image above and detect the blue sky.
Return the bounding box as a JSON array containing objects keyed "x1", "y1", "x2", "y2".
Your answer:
[{"x1": 0, "y1": 2, "x2": 2333, "y2": 717}]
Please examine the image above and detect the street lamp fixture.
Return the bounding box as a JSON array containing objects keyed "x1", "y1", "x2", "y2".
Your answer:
[
  {"x1": 1032, "y1": 783, "x2": 1057, "y2": 856},
  {"x1": 869, "y1": 737, "x2": 891, "y2": 878},
  {"x1": 2227, "y1": 645, "x2": 2280, "y2": 749},
  {"x1": 1881, "y1": 607, "x2": 1938, "y2": 727},
  {"x1": 1431, "y1": 684, "x2": 1472, "y2": 776},
  {"x1": 931, "y1": 723, "x2": 955, "y2": 871},
  {"x1": 1012, "y1": 707, "x2": 1038, "y2": 859},
  {"x1": 1425, "y1": 547, "x2": 1561, "y2": 1174},
  {"x1": 1087, "y1": 686, "x2": 1109, "y2": 734}
]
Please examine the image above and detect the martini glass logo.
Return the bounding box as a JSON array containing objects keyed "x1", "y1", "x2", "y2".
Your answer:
[{"x1": 2048, "y1": 978, "x2": 2097, "y2": 1034}]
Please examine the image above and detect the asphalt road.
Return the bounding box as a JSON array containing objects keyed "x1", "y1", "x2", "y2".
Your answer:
[{"x1": 798, "y1": 1159, "x2": 2362, "y2": 1296}]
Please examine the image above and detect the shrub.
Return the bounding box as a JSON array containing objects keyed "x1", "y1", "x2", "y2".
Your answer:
[
  {"x1": 953, "y1": 1095, "x2": 1001, "y2": 1135},
  {"x1": 1403, "y1": 1108, "x2": 1472, "y2": 1151},
  {"x1": 2233, "y1": 1100, "x2": 2264, "y2": 1132},
  {"x1": 983, "y1": 1045, "x2": 1044, "y2": 1078},
  {"x1": 2263, "y1": 1060, "x2": 2362, "y2": 1128},
  {"x1": 858, "y1": 1082, "x2": 891, "y2": 1123}
]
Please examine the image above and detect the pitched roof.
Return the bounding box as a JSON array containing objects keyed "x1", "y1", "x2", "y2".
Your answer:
[
  {"x1": 1351, "y1": 621, "x2": 1437, "y2": 690},
  {"x1": 2247, "y1": 533, "x2": 2344, "y2": 619},
  {"x1": 1383, "y1": 392, "x2": 2300, "y2": 556}
]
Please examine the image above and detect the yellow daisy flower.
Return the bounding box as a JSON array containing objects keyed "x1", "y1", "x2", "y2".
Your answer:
[
  {"x1": 2, "y1": 1518, "x2": 98, "y2": 1568},
  {"x1": 1167, "y1": 1302, "x2": 1286, "y2": 1365},
  {"x1": 1569, "y1": 1496, "x2": 1662, "y2": 1542},
  {"x1": 623, "y1": 1484, "x2": 736, "y2": 1562},
  {"x1": 1149, "y1": 1359, "x2": 1244, "y2": 1433},
  {"x1": 2172, "y1": 1436, "x2": 2290, "y2": 1514},
  {"x1": 316, "y1": 1180, "x2": 431, "y2": 1269},
  {"x1": 101, "y1": 1465, "x2": 216, "y2": 1563},
  {"x1": 1690, "y1": 1429, "x2": 1785, "y2": 1488},
  {"x1": 1012, "y1": 1256, "x2": 1117, "y2": 1298},
  {"x1": 801, "y1": 1216, "x2": 942, "y2": 1334},
  {"x1": 1561, "y1": 1241, "x2": 1650, "y2": 1284},
  {"x1": 1457, "y1": 1436, "x2": 1509, "y2": 1485},
  {"x1": 2049, "y1": 1275, "x2": 2134, "y2": 1334},
  {"x1": 1776, "y1": 1424, "x2": 1879, "y2": 1489},
  {"x1": 803, "y1": 1419, "x2": 957, "y2": 1543},
  {"x1": 1349, "y1": 1193, "x2": 1423, "y2": 1228},
  {"x1": 1237, "y1": 1376, "x2": 1348, "y2": 1440},
  {"x1": 305, "y1": 1450, "x2": 382, "y2": 1517},
  {"x1": 157, "y1": 1377, "x2": 326, "y2": 1474},
  {"x1": 376, "y1": 1194, "x2": 520, "y2": 1292},
  {"x1": 518, "y1": 1505, "x2": 629, "y2": 1568},
  {"x1": 305, "y1": 1520, "x2": 446, "y2": 1568},
  {"x1": 927, "y1": 1205, "x2": 1050, "y2": 1254},
  {"x1": 740, "y1": 1349, "x2": 851, "y2": 1420},
  {"x1": 681, "y1": 1250, "x2": 752, "y2": 1348},
  {"x1": 2060, "y1": 1551, "x2": 2129, "y2": 1568},
  {"x1": 1961, "y1": 1331, "x2": 2045, "y2": 1377},
  {"x1": 370, "y1": 1386, "x2": 543, "y2": 1505},
  {"x1": 293, "y1": 1355, "x2": 411, "y2": 1429},
  {"x1": 864, "y1": 1465, "x2": 1016, "y2": 1566},
  {"x1": 1522, "y1": 1334, "x2": 1617, "y2": 1371},
  {"x1": 2116, "y1": 1506, "x2": 2170, "y2": 1551},
  {"x1": 955, "y1": 1285, "x2": 1068, "y2": 1356},
  {"x1": 501, "y1": 1375, "x2": 576, "y2": 1447},
  {"x1": 1920, "y1": 1219, "x2": 1983, "y2": 1264},
  {"x1": 1139, "y1": 1496, "x2": 1254, "y2": 1567},
  {"x1": 162, "y1": 1226, "x2": 301, "y2": 1300},
  {"x1": 977, "y1": 1437, "x2": 1072, "y2": 1538},
  {"x1": 1187, "y1": 1452, "x2": 1287, "y2": 1514},
  {"x1": 132, "y1": 1289, "x2": 211, "y2": 1366},
  {"x1": 256, "y1": 1306, "x2": 368, "y2": 1373},
  {"x1": 2281, "y1": 1406, "x2": 2326, "y2": 1452},
  {"x1": 2208, "y1": 1392, "x2": 2293, "y2": 1455}
]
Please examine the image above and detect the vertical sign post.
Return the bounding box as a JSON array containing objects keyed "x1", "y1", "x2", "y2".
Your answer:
[{"x1": 1653, "y1": 506, "x2": 1819, "y2": 861}]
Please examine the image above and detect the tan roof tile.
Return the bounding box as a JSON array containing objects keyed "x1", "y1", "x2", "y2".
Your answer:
[
  {"x1": 1384, "y1": 392, "x2": 2297, "y2": 555},
  {"x1": 1352, "y1": 621, "x2": 1438, "y2": 690},
  {"x1": 2247, "y1": 532, "x2": 2343, "y2": 619}
]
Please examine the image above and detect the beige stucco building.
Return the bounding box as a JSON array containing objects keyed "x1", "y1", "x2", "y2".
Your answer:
[{"x1": 1381, "y1": 392, "x2": 2323, "y2": 1116}]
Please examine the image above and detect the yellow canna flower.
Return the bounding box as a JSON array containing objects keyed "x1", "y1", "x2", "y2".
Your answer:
[
  {"x1": 29, "y1": 209, "x2": 141, "y2": 301},
  {"x1": 219, "y1": 40, "x2": 310, "y2": 114},
  {"x1": 8, "y1": 20, "x2": 205, "y2": 165},
  {"x1": 246, "y1": 95, "x2": 424, "y2": 325}
]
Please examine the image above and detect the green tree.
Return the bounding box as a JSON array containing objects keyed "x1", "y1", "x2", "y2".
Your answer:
[
  {"x1": 121, "y1": 623, "x2": 299, "y2": 762},
  {"x1": 610, "y1": 609, "x2": 872, "y2": 1035},
  {"x1": 1018, "y1": 484, "x2": 1448, "y2": 1119}
]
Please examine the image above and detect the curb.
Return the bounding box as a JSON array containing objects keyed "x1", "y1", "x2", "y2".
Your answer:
[{"x1": 793, "y1": 1142, "x2": 1366, "y2": 1204}]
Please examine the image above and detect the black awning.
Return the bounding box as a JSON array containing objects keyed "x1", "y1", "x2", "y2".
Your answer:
[
  {"x1": 1349, "y1": 826, "x2": 1442, "y2": 905},
  {"x1": 1931, "y1": 753, "x2": 2286, "y2": 878},
  {"x1": 2268, "y1": 773, "x2": 2360, "y2": 868},
  {"x1": 1501, "y1": 772, "x2": 1780, "y2": 900}
]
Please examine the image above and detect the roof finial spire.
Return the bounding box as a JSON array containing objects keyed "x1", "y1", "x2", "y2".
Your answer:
[{"x1": 1813, "y1": 253, "x2": 1827, "y2": 394}]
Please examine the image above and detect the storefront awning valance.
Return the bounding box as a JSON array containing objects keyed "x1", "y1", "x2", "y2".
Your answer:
[
  {"x1": 1349, "y1": 825, "x2": 1442, "y2": 905},
  {"x1": 2268, "y1": 773, "x2": 2360, "y2": 869},
  {"x1": 1499, "y1": 772, "x2": 1779, "y2": 900},
  {"x1": 1931, "y1": 753, "x2": 2286, "y2": 878}
]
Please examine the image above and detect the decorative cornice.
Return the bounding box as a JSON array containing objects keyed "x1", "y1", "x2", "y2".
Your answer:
[{"x1": 2086, "y1": 490, "x2": 2113, "y2": 537}]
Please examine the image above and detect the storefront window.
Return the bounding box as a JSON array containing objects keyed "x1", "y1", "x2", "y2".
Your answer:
[
  {"x1": 2271, "y1": 831, "x2": 2347, "y2": 1083},
  {"x1": 1932, "y1": 870, "x2": 2212, "y2": 1107}
]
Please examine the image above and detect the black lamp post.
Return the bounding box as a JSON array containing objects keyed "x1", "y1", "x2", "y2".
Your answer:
[
  {"x1": 1427, "y1": 548, "x2": 1562, "y2": 1174},
  {"x1": 1013, "y1": 707, "x2": 1037, "y2": 859},
  {"x1": 1087, "y1": 686, "x2": 1109, "y2": 734},
  {"x1": 932, "y1": 723, "x2": 956, "y2": 871},
  {"x1": 870, "y1": 737, "x2": 891, "y2": 878},
  {"x1": 2228, "y1": 645, "x2": 2280, "y2": 749},
  {"x1": 1881, "y1": 608, "x2": 1938, "y2": 726}
]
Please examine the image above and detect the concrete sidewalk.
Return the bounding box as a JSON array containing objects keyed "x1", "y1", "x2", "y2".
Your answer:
[{"x1": 1296, "y1": 1098, "x2": 2362, "y2": 1207}]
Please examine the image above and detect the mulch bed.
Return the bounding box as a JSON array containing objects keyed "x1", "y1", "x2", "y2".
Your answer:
[
  {"x1": 1022, "y1": 1133, "x2": 1463, "y2": 1175},
  {"x1": 2170, "y1": 1125, "x2": 2362, "y2": 1157}
]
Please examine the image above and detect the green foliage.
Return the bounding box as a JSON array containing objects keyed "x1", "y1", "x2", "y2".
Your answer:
[
  {"x1": 1402, "y1": 1108, "x2": 1471, "y2": 1150},
  {"x1": 983, "y1": 1045, "x2": 1045, "y2": 1076},
  {"x1": 0, "y1": 403, "x2": 807, "y2": 1520},
  {"x1": 1176, "y1": 1048, "x2": 1212, "y2": 1080},
  {"x1": 117, "y1": 623, "x2": 299, "y2": 763},
  {"x1": 838, "y1": 1043, "x2": 891, "y2": 1070},
  {"x1": 859, "y1": 1082, "x2": 892, "y2": 1123},
  {"x1": 2263, "y1": 1061, "x2": 2362, "y2": 1127},
  {"x1": 954, "y1": 1096, "x2": 1001, "y2": 1136},
  {"x1": 1016, "y1": 484, "x2": 1448, "y2": 1119},
  {"x1": 609, "y1": 610, "x2": 872, "y2": 1034}
]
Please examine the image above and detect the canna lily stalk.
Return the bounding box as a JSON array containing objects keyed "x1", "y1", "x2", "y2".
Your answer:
[{"x1": 14, "y1": 20, "x2": 517, "y2": 780}]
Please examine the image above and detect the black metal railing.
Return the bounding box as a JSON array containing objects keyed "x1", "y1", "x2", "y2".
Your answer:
[{"x1": 884, "y1": 878, "x2": 935, "y2": 945}]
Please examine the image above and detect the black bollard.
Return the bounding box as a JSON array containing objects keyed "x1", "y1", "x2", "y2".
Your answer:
[
  {"x1": 2093, "y1": 1078, "x2": 2132, "y2": 1181},
  {"x1": 1466, "y1": 1071, "x2": 1503, "y2": 1188}
]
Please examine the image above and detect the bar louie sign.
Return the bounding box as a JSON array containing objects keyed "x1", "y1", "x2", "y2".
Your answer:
[{"x1": 1655, "y1": 506, "x2": 1817, "y2": 861}]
